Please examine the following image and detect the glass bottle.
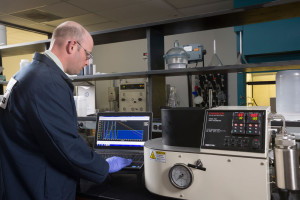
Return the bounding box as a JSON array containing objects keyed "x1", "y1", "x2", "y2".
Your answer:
[{"x1": 167, "y1": 86, "x2": 179, "y2": 107}]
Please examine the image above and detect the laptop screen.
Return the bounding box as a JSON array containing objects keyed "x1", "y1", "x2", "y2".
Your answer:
[{"x1": 94, "y1": 112, "x2": 152, "y2": 150}]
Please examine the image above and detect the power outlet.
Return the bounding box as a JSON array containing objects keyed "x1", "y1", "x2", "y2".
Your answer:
[{"x1": 152, "y1": 122, "x2": 162, "y2": 133}]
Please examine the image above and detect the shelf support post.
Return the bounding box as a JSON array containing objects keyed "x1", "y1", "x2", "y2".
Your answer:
[{"x1": 146, "y1": 27, "x2": 165, "y2": 119}]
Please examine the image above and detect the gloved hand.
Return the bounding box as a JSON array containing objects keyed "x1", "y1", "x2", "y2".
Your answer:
[{"x1": 106, "y1": 156, "x2": 132, "y2": 173}]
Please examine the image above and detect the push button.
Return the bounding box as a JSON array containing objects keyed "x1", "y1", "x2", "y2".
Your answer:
[{"x1": 252, "y1": 139, "x2": 260, "y2": 149}]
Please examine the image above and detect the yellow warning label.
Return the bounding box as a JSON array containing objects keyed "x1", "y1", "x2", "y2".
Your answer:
[
  {"x1": 150, "y1": 151, "x2": 156, "y2": 159},
  {"x1": 149, "y1": 150, "x2": 166, "y2": 163},
  {"x1": 156, "y1": 151, "x2": 165, "y2": 155}
]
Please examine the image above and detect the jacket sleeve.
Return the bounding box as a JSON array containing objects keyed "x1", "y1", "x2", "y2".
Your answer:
[{"x1": 25, "y1": 76, "x2": 109, "y2": 184}]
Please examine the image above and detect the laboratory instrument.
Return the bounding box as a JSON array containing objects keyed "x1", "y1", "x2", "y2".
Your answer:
[
  {"x1": 144, "y1": 106, "x2": 300, "y2": 200},
  {"x1": 119, "y1": 82, "x2": 146, "y2": 112}
]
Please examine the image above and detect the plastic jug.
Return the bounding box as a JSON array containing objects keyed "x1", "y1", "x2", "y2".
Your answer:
[{"x1": 276, "y1": 70, "x2": 300, "y2": 121}]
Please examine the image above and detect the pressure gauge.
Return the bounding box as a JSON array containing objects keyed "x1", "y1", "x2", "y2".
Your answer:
[{"x1": 169, "y1": 163, "x2": 193, "y2": 189}]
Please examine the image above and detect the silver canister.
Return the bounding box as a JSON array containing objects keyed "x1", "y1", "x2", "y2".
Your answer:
[{"x1": 274, "y1": 134, "x2": 300, "y2": 190}]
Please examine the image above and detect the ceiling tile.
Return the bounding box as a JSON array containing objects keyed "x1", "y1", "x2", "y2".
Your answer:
[
  {"x1": 11, "y1": 9, "x2": 62, "y2": 23},
  {"x1": 0, "y1": 0, "x2": 61, "y2": 14},
  {"x1": 98, "y1": 1, "x2": 180, "y2": 25},
  {"x1": 38, "y1": 2, "x2": 89, "y2": 18},
  {"x1": 44, "y1": 13, "x2": 109, "y2": 27},
  {"x1": 178, "y1": 0, "x2": 233, "y2": 16},
  {"x1": 0, "y1": 14, "x2": 37, "y2": 26},
  {"x1": 67, "y1": 0, "x2": 147, "y2": 12},
  {"x1": 85, "y1": 22, "x2": 122, "y2": 32}
]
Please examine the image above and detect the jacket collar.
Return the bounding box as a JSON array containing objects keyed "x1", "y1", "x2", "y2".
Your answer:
[{"x1": 33, "y1": 52, "x2": 74, "y2": 91}]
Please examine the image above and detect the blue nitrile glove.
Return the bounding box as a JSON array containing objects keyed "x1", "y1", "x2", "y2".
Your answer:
[{"x1": 106, "y1": 156, "x2": 132, "y2": 173}]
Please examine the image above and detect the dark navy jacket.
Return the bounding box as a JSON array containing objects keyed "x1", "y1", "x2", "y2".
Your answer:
[{"x1": 0, "y1": 53, "x2": 109, "y2": 200}]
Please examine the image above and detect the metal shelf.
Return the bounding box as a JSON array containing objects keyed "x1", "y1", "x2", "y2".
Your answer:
[
  {"x1": 72, "y1": 81, "x2": 95, "y2": 86},
  {"x1": 77, "y1": 116, "x2": 97, "y2": 121},
  {"x1": 70, "y1": 71, "x2": 149, "y2": 82},
  {"x1": 0, "y1": 39, "x2": 50, "y2": 57},
  {"x1": 2, "y1": 59, "x2": 300, "y2": 83},
  {"x1": 70, "y1": 59, "x2": 300, "y2": 82}
]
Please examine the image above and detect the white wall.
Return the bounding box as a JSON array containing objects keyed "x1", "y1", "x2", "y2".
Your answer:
[{"x1": 92, "y1": 27, "x2": 237, "y2": 111}]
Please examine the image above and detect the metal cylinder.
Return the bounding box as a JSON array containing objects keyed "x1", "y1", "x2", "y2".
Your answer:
[{"x1": 274, "y1": 134, "x2": 300, "y2": 190}]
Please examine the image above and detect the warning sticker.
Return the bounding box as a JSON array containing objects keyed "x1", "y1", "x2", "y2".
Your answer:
[
  {"x1": 149, "y1": 150, "x2": 166, "y2": 163},
  {"x1": 150, "y1": 151, "x2": 156, "y2": 159}
]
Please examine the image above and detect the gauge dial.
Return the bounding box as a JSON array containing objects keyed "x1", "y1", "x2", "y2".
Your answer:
[{"x1": 169, "y1": 163, "x2": 193, "y2": 189}]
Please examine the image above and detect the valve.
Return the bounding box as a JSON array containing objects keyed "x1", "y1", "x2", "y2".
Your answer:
[{"x1": 188, "y1": 159, "x2": 206, "y2": 171}]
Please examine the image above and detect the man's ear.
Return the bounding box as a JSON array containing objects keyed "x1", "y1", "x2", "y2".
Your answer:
[{"x1": 66, "y1": 40, "x2": 76, "y2": 54}]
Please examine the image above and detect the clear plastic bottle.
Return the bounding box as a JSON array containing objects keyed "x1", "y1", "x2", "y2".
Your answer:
[
  {"x1": 276, "y1": 70, "x2": 300, "y2": 120},
  {"x1": 20, "y1": 59, "x2": 30, "y2": 70}
]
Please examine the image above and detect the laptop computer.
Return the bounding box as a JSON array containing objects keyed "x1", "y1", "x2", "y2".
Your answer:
[{"x1": 94, "y1": 112, "x2": 152, "y2": 170}]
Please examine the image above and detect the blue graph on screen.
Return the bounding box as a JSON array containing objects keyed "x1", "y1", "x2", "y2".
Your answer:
[{"x1": 100, "y1": 121, "x2": 143, "y2": 140}]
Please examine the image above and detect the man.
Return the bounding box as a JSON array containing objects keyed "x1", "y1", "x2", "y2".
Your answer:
[{"x1": 0, "y1": 21, "x2": 131, "y2": 200}]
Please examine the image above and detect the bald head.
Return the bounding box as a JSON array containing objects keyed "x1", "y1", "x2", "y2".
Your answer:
[
  {"x1": 51, "y1": 21, "x2": 91, "y2": 46},
  {"x1": 48, "y1": 21, "x2": 94, "y2": 75}
]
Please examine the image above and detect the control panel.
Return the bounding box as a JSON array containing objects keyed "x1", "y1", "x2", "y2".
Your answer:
[
  {"x1": 119, "y1": 83, "x2": 146, "y2": 112},
  {"x1": 201, "y1": 109, "x2": 266, "y2": 153}
]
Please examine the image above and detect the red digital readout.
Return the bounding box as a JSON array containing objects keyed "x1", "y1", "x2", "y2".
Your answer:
[
  {"x1": 251, "y1": 113, "x2": 258, "y2": 121},
  {"x1": 251, "y1": 113, "x2": 258, "y2": 118},
  {"x1": 238, "y1": 112, "x2": 244, "y2": 120}
]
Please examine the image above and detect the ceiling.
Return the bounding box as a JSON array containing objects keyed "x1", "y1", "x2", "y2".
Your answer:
[{"x1": 0, "y1": 0, "x2": 233, "y2": 35}]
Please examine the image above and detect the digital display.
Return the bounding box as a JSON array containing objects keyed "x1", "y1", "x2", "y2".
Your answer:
[
  {"x1": 250, "y1": 113, "x2": 258, "y2": 121},
  {"x1": 96, "y1": 116, "x2": 150, "y2": 147},
  {"x1": 238, "y1": 113, "x2": 244, "y2": 120},
  {"x1": 120, "y1": 84, "x2": 145, "y2": 90}
]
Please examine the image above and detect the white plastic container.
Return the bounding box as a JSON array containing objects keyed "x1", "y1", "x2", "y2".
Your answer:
[
  {"x1": 20, "y1": 59, "x2": 30, "y2": 70},
  {"x1": 74, "y1": 96, "x2": 87, "y2": 117},
  {"x1": 0, "y1": 25, "x2": 7, "y2": 46},
  {"x1": 276, "y1": 70, "x2": 300, "y2": 121}
]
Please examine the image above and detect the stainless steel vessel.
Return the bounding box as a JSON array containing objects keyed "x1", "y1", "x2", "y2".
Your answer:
[{"x1": 275, "y1": 134, "x2": 300, "y2": 190}]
